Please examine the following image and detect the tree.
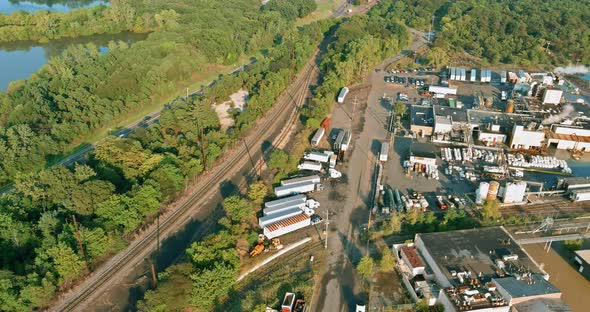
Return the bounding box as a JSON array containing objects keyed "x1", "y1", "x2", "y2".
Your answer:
[
  {"x1": 35, "y1": 242, "x2": 85, "y2": 288},
  {"x1": 378, "y1": 247, "x2": 396, "y2": 272},
  {"x1": 393, "y1": 102, "x2": 407, "y2": 117},
  {"x1": 356, "y1": 255, "x2": 374, "y2": 280},
  {"x1": 247, "y1": 181, "x2": 268, "y2": 205},
  {"x1": 222, "y1": 196, "x2": 251, "y2": 224},
  {"x1": 268, "y1": 149, "x2": 289, "y2": 171},
  {"x1": 189, "y1": 263, "x2": 237, "y2": 311},
  {"x1": 482, "y1": 200, "x2": 501, "y2": 221},
  {"x1": 564, "y1": 239, "x2": 583, "y2": 252}
]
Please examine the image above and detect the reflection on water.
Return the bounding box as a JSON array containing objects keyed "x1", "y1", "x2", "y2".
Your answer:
[
  {"x1": 524, "y1": 242, "x2": 590, "y2": 312},
  {"x1": 0, "y1": 32, "x2": 148, "y2": 90},
  {"x1": 0, "y1": 0, "x2": 106, "y2": 14}
]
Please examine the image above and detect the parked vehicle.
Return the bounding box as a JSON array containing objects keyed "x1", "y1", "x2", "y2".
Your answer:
[
  {"x1": 311, "y1": 128, "x2": 325, "y2": 146},
  {"x1": 337, "y1": 87, "x2": 349, "y2": 103},
  {"x1": 274, "y1": 181, "x2": 323, "y2": 197},
  {"x1": 304, "y1": 151, "x2": 332, "y2": 163},
  {"x1": 281, "y1": 175, "x2": 321, "y2": 186},
  {"x1": 297, "y1": 161, "x2": 322, "y2": 172},
  {"x1": 436, "y1": 195, "x2": 448, "y2": 210},
  {"x1": 264, "y1": 214, "x2": 312, "y2": 239}
]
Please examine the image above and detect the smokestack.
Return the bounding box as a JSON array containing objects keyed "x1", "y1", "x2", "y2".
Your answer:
[{"x1": 542, "y1": 104, "x2": 574, "y2": 125}]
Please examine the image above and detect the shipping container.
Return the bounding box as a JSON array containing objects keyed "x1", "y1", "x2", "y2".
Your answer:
[
  {"x1": 337, "y1": 87, "x2": 350, "y2": 103},
  {"x1": 281, "y1": 175, "x2": 321, "y2": 186},
  {"x1": 311, "y1": 128, "x2": 325, "y2": 146},
  {"x1": 340, "y1": 130, "x2": 352, "y2": 151},
  {"x1": 297, "y1": 161, "x2": 322, "y2": 172},
  {"x1": 264, "y1": 214, "x2": 312, "y2": 239},
  {"x1": 379, "y1": 142, "x2": 389, "y2": 162},
  {"x1": 334, "y1": 130, "x2": 345, "y2": 150},
  {"x1": 259, "y1": 207, "x2": 303, "y2": 227}
]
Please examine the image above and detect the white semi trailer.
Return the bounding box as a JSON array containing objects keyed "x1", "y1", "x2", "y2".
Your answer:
[
  {"x1": 297, "y1": 161, "x2": 323, "y2": 172},
  {"x1": 281, "y1": 175, "x2": 321, "y2": 186},
  {"x1": 263, "y1": 213, "x2": 312, "y2": 239},
  {"x1": 274, "y1": 181, "x2": 323, "y2": 197}
]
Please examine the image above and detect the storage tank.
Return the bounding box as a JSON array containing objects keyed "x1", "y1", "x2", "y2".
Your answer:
[
  {"x1": 487, "y1": 181, "x2": 500, "y2": 201},
  {"x1": 476, "y1": 182, "x2": 490, "y2": 204},
  {"x1": 506, "y1": 99, "x2": 515, "y2": 113}
]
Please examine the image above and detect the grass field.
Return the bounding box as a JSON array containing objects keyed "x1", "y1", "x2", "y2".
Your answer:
[{"x1": 296, "y1": 0, "x2": 342, "y2": 26}]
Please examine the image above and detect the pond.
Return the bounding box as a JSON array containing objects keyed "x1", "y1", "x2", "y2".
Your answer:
[
  {"x1": 0, "y1": 32, "x2": 148, "y2": 90},
  {"x1": 0, "y1": 0, "x2": 107, "y2": 14}
]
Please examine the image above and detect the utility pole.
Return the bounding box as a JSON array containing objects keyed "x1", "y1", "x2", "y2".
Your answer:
[
  {"x1": 324, "y1": 209, "x2": 330, "y2": 249},
  {"x1": 72, "y1": 215, "x2": 89, "y2": 273},
  {"x1": 150, "y1": 262, "x2": 157, "y2": 287}
]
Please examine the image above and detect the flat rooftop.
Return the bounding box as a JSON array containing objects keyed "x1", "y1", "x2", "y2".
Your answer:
[
  {"x1": 562, "y1": 176, "x2": 590, "y2": 186},
  {"x1": 410, "y1": 142, "x2": 437, "y2": 159},
  {"x1": 401, "y1": 246, "x2": 425, "y2": 268},
  {"x1": 467, "y1": 110, "x2": 514, "y2": 132},
  {"x1": 433, "y1": 105, "x2": 468, "y2": 123},
  {"x1": 417, "y1": 227, "x2": 542, "y2": 285},
  {"x1": 575, "y1": 249, "x2": 590, "y2": 264},
  {"x1": 512, "y1": 298, "x2": 571, "y2": 312},
  {"x1": 493, "y1": 274, "x2": 561, "y2": 298},
  {"x1": 411, "y1": 105, "x2": 434, "y2": 127}
]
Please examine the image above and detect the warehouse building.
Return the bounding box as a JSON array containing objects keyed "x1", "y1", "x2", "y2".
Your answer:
[
  {"x1": 509, "y1": 123, "x2": 546, "y2": 150},
  {"x1": 573, "y1": 249, "x2": 590, "y2": 280},
  {"x1": 409, "y1": 142, "x2": 437, "y2": 166},
  {"x1": 394, "y1": 227, "x2": 564, "y2": 311},
  {"x1": 410, "y1": 105, "x2": 434, "y2": 137},
  {"x1": 542, "y1": 88, "x2": 563, "y2": 105},
  {"x1": 433, "y1": 106, "x2": 471, "y2": 133}
]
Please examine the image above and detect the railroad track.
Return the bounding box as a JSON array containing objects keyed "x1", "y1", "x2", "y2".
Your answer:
[
  {"x1": 53, "y1": 53, "x2": 319, "y2": 312},
  {"x1": 501, "y1": 199, "x2": 590, "y2": 217},
  {"x1": 238, "y1": 240, "x2": 324, "y2": 286}
]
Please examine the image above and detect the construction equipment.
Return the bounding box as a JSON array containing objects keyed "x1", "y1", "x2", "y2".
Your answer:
[
  {"x1": 272, "y1": 238, "x2": 283, "y2": 250},
  {"x1": 249, "y1": 244, "x2": 265, "y2": 257}
]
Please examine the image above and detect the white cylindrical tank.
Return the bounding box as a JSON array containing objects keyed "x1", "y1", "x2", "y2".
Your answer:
[{"x1": 476, "y1": 182, "x2": 490, "y2": 204}]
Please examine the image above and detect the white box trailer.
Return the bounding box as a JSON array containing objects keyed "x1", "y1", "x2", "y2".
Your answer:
[
  {"x1": 263, "y1": 202, "x2": 306, "y2": 217},
  {"x1": 337, "y1": 87, "x2": 349, "y2": 103},
  {"x1": 380, "y1": 142, "x2": 389, "y2": 162},
  {"x1": 275, "y1": 181, "x2": 322, "y2": 197},
  {"x1": 259, "y1": 207, "x2": 303, "y2": 227},
  {"x1": 570, "y1": 188, "x2": 590, "y2": 202},
  {"x1": 264, "y1": 213, "x2": 311, "y2": 239},
  {"x1": 470, "y1": 69, "x2": 477, "y2": 82},
  {"x1": 311, "y1": 128, "x2": 325, "y2": 146},
  {"x1": 500, "y1": 71, "x2": 507, "y2": 84},
  {"x1": 264, "y1": 194, "x2": 307, "y2": 209},
  {"x1": 460, "y1": 68, "x2": 467, "y2": 81},
  {"x1": 450, "y1": 67, "x2": 456, "y2": 81},
  {"x1": 304, "y1": 151, "x2": 331, "y2": 163},
  {"x1": 297, "y1": 161, "x2": 322, "y2": 172},
  {"x1": 340, "y1": 130, "x2": 352, "y2": 151},
  {"x1": 281, "y1": 175, "x2": 321, "y2": 186},
  {"x1": 329, "y1": 154, "x2": 337, "y2": 168}
]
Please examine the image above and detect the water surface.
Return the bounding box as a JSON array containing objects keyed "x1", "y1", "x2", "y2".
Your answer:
[
  {"x1": 0, "y1": 0, "x2": 106, "y2": 14},
  {"x1": 0, "y1": 32, "x2": 148, "y2": 90}
]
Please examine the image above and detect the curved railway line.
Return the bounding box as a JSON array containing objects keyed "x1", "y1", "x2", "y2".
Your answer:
[
  {"x1": 53, "y1": 52, "x2": 319, "y2": 312},
  {"x1": 501, "y1": 199, "x2": 590, "y2": 217}
]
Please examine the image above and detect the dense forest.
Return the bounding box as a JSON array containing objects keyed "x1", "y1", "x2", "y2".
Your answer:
[
  {"x1": 0, "y1": 0, "x2": 157, "y2": 42},
  {"x1": 137, "y1": 2, "x2": 412, "y2": 310},
  {"x1": 0, "y1": 0, "x2": 318, "y2": 186},
  {"x1": 0, "y1": 1, "x2": 329, "y2": 310},
  {"x1": 388, "y1": 0, "x2": 590, "y2": 66}
]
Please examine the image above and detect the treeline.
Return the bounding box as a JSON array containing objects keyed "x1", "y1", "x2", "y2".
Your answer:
[
  {"x1": 263, "y1": 0, "x2": 317, "y2": 21},
  {"x1": 389, "y1": 0, "x2": 590, "y2": 65},
  {"x1": 0, "y1": 0, "x2": 306, "y2": 186},
  {"x1": 0, "y1": 18, "x2": 330, "y2": 311},
  {"x1": 302, "y1": 2, "x2": 411, "y2": 127},
  {"x1": 0, "y1": 0, "x2": 160, "y2": 42}
]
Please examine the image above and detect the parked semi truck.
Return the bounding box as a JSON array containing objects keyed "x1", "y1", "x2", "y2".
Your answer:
[
  {"x1": 281, "y1": 175, "x2": 321, "y2": 186},
  {"x1": 311, "y1": 128, "x2": 325, "y2": 146},
  {"x1": 304, "y1": 150, "x2": 332, "y2": 163},
  {"x1": 264, "y1": 194, "x2": 307, "y2": 209},
  {"x1": 274, "y1": 181, "x2": 323, "y2": 197},
  {"x1": 264, "y1": 214, "x2": 312, "y2": 239},
  {"x1": 297, "y1": 160, "x2": 322, "y2": 172}
]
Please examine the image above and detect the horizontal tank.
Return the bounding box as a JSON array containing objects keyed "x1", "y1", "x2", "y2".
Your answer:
[{"x1": 476, "y1": 182, "x2": 490, "y2": 204}]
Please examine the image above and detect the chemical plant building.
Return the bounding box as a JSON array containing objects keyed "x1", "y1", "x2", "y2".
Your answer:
[{"x1": 394, "y1": 227, "x2": 566, "y2": 312}]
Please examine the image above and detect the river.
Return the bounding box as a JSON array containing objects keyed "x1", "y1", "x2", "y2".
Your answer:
[
  {"x1": 0, "y1": 0, "x2": 106, "y2": 14},
  {"x1": 0, "y1": 32, "x2": 148, "y2": 90}
]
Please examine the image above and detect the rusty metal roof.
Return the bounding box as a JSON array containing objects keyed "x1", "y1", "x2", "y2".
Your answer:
[{"x1": 265, "y1": 214, "x2": 310, "y2": 233}]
